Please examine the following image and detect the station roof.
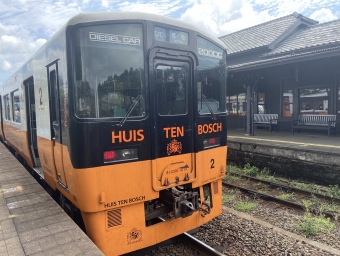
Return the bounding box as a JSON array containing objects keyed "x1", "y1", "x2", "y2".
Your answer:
[
  {"x1": 220, "y1": 12, "x2": 340, "y2": 72},
  {"x1": 219, "y1": 12, "x2": 318, "y2": 55},
  {"x1": 264, "y1": 19, "x2": 340, "y2": 57}
]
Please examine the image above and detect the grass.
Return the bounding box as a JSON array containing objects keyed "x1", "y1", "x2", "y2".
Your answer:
[
  {"x1": 233, "y1": 201, "x2": 257, "y2": 211},
  {"x1": 276, "y1": 193, "x2": 294, "y2": 200},
  {"x1": 227, "y1": 165, "x2": 241, "y2": 173},
  {"x1": 243, "y1": 163, "x2": 260, "y2": 177},
  {"x1": 222, "y1": 194, "x2": 235, "y2": 203},
  {"x1": 226, "y1": 174, "x2": 241, "y2": 181},
  {"x1": 296, "y1": 212, "x2": 335, "y2": 237},
  {"x1": 328, "y1": 185, "x2": 340, "y2": 198},
  {"x1": 228, "y1": 163, "x2": 277, "y2": 181},
  {"x1": 301, "y1": 200, "x2": 313, "y2": 210}
]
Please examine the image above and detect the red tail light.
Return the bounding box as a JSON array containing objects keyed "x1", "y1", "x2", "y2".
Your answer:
[
  {"x1": 209, "y1": 138, "x2": 216, "y2": 144},
  {"x1": 203, "y1": 137, "x2": 220, "y2": 149},
  {"x1": 103, "y1": 148, "x2": 138, "y2": 163},
  {"x1": 104, "y1": 151, "x2": 116, "y2": 161}
]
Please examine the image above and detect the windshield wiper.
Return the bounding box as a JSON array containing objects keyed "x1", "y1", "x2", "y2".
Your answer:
[
  {"x1": 202, "y1": 95, "x2": 217, "y2": 120},
  {"x1": 116, "y1": 94, "x2": 142, "y2": 127}
]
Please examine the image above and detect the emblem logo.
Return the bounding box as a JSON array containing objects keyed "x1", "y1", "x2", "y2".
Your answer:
[
  {"x1": 127, "y1": 228, "x2": 142, "y2": 245},
  {"x1": 167, "y1": 139, "x2": 182, "y2": 155}
]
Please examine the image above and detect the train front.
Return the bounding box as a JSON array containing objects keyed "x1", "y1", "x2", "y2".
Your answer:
[{"x1": 66, "y1": 14, "x2": 227, "y2": 255}]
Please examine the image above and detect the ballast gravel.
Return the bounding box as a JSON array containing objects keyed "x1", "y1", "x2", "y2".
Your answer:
[{"x1": 146, "y1": 194, "x2": 339, "y2": 255}]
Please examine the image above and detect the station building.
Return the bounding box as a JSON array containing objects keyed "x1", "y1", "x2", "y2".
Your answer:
[{"x1": 219, "y1": 12, "x2": 340, "y2": 134}]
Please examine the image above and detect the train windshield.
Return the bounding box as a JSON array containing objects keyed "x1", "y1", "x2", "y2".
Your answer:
[
  {"x1": 197, "y1": 36, "x2": 226, "y2": 114},
  {"x1": 73, "y1": 24, "x2": 145, "y2": 119}
]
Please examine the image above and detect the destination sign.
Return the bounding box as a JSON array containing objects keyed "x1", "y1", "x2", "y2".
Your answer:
[
  {"x1": 154, "y1": 26, "x2": 189, "y2": 45},
  {"x1": 89, "y1": 32, "x2": 141, "y2": 45}
]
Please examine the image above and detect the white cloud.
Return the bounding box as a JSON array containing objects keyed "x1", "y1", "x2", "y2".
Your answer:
[
  {"x1": 0, "y1": 0, "x2": 339, "y2": 84},
  {"x1": 1, "y1": 60, "x2": 12, "y2": 71},
  {"x1": 102, "y1": 0, "x2": 109, "y2": 7},
  {"x1": 181, "y1": 0, "x2": 275, "y2": 36},
  {"x1": 310, "y1": 8, "x2": 338, "y2": 23}
]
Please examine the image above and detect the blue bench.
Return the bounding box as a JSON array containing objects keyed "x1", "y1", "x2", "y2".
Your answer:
[{"x1": 292, "y1": 114, "x2": 336, "y2": 137}]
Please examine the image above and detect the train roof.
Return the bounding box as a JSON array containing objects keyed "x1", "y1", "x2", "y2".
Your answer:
[{"x1": 66, "y1": 12, "x2": 226, "y2": 49}]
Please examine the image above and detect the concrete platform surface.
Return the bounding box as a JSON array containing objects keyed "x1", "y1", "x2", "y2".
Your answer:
[
  {"x1": 228, "y1": 129, "x2": 340, "y2": 154},
  {"x1": 0, "y1": 142, "x2": 104, "y2": 256}
]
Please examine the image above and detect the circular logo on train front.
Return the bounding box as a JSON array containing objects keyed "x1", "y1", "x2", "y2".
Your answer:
[{"x1": 167, "y1": 139, "x2": 182, "y2": 155}]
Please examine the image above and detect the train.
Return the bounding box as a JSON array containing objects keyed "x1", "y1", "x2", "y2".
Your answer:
[{"x1": 0, "y1": 12, "x2": 227, "y2": 255}]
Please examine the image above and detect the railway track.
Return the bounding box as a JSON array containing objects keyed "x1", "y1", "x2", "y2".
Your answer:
[
  {"x1": 223, "y1": 172, "x2": 340, "y2": 220},
  {"x1": 127, "y1": 217, "x2": 226, "y2": 256},
  {"x1": 178, "y1": 232, "x2": 225, "y2": 256}
]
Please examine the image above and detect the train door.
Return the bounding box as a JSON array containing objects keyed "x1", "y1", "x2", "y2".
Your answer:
[
  {"x1": 47, "y1": 62, "x2": 68, "y2": 190},
  {"x1": 24, "y1": 77, "x2": 41, "y2": 168},
  {"x1": 149, "y1": 48, "x2": 196, "y2": 190},
  {"x1": 0, "y1": 97, "x2": 4, "y2": 141}
]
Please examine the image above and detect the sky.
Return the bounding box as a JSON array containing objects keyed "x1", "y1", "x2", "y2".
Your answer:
[{"x1": 0, "y1": 0, "x2": 339, "y2": 85}]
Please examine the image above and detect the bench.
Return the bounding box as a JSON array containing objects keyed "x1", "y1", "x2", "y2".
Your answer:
[
  {"x1": 292, "y1": 114, "x2": 337, "y2": 137},
  {"x1": 245, "y1": 114, "x2": 278, "y2": 133}
]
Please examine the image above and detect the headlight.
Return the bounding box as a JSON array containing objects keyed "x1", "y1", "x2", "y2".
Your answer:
[{"x1": 103, "y1": 148, "x2": 138, "y2": 163}]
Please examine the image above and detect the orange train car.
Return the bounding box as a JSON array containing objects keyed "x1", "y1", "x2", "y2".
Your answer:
[{"x1": 0, "y1": 12, "x2": 228, "y2": 255}]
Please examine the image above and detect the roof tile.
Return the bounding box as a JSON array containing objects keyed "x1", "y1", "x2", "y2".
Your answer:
[
  {"x1": 219, "y1": 12, "x2": 317, "y2": 55},
  {"x1": 265, "y1": 19, "x2": 340, "y2": 56}
]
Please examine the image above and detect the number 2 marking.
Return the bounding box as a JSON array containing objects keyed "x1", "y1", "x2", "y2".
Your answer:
[{"x1": 210, "y1": 159, "x2": 215, "y2": 169}]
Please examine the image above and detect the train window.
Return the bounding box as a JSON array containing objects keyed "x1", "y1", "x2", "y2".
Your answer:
[
  {"x1": 12, "y1": 90, "x2": 21, "y2": 123},
  {"x1": 73, "y1": 24, "x2": 145, "y2": 119},
  {"x1": 156, "y1": 65, "x2": 188, "y2": 115},
  {"x1": 197, "y1": 37, "x2": 226, "y2": 115},
  {"x1": 4, "y1": 95, "x2": 10, "y2": 121}
]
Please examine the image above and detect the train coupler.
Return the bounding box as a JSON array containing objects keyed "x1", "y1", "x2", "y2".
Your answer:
[{"x1": 160, "y1": 190, "x2": 199, "y2": 218}]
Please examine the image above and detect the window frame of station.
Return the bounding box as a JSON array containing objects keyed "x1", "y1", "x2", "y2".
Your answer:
[
  {"x1": 298, "y1": 84, "x2": 332, "y2": 116},
  {"x1": 336, "y1": 72, "x2": 340, "y2": 117},
  {"x1": 226, "y1": 84, "x2": 247, "y2": 117},
  {"x1": 67, "y1": 19, "x2": 148, "y2": 122},
  {"x1": 280, "y1": 78, "x2": 294, "y2": 119}
]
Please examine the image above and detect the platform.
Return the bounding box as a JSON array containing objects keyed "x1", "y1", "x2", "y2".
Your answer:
[
  {"x1": 0, "y1": 142, "x2": 104, "y2": 256},
  {"x1": 228, "y1": 128, "x2": 340, "y2": 154},
  {"x1": 227, "y1": 129, "x2": 340, "y2": 185}
]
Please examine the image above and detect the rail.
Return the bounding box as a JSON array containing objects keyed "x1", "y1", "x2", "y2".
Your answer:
[
  {"x1": 178, "y1": 232, "x2": 225, "y2": 256},
  {"x1": 223, "y1": 173, "x2": 340, "y2": 220}
]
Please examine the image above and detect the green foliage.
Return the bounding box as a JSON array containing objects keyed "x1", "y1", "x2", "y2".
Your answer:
[
  {"x1": 243, "y1": 163, "x2": 260, "y2": 177},
  {"x1": 296, "y1": 212, "x2": 335, "y2": 237},
  {"x1": 328, "y1": 184, "x2": 340, "y2": 198},
  {"x1": 227, "y1": 164, "x2": 243, "y2": 174},
  {"x1": 233, "y1": 202, "x2": 257, "y2": 211},
  {"x1": 301, "y1": 200, "x2": 313, "y2": 210},
  {"x1": 294, "y1": 183, "x2": 321, "y2": 194},
  {"x1": 276, "y1": 193, "x2": 294, "y2": 200},
  {"x1": 222, "y1": 194, "x2": 235, "y2": 203},
  {"x1": 226, "y1": 174, "x2": 241, "y2": 181}
]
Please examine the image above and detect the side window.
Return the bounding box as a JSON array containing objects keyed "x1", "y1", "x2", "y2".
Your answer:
[
  {"x1": 12, "y1": 90, "x2": 21, "y2": 123},
  {"x1": 4, "y1": 95, "x2": 10, "y2": 121}
]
